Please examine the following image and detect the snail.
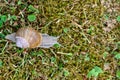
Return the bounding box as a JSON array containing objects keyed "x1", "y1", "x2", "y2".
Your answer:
[{"x1": 5, "y1": 27, "x2": 59, "y2": 48}]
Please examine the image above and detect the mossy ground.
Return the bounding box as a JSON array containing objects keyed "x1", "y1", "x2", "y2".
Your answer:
[{"x1": 0, "y1": 0, "x2": 120, "y2": 80}]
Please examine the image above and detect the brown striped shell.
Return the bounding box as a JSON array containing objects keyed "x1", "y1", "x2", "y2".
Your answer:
[{"x1": 15, "y1": 27, "x2": 42, "y2": 48}]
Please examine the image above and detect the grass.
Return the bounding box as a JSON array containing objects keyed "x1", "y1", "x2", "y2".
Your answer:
[{"x1": 0, "y1": 0, "x2": 120, "y2": 80}]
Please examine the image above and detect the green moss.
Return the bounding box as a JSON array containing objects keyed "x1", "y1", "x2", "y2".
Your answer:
[{"x1": 0, "y1": 0, "x2": 120, "y2": 79}]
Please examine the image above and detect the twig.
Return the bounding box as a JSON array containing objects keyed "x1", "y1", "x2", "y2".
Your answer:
[
  {"x1": 71, "y1": 20, "x2": 91, "y2": 43},
  {"x1": 0, "y1": 41, "x2": 8, "y2": 54}
]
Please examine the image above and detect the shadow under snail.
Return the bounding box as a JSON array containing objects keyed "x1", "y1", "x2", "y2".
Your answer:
[{"x1": 5, "y1": 27, "x2": 59, "y2": 48}]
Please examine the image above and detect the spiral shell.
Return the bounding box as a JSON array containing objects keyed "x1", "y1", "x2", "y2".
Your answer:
[{"x1": 15, "y1": 27, "x2": 42, "y2": 48}]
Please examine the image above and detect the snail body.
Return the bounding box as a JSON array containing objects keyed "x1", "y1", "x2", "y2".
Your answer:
[{"x1": 5, "y1": 27, "x2": 59, "y2": 48}]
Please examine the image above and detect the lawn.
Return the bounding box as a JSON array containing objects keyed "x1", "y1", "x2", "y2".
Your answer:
[{"x1": 0, "y1": 0, "x2": 120, "y2": 80}]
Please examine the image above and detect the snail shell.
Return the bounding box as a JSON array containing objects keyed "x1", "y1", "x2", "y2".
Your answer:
[{"x1": 15, "y1": 27, "x2": 42, "y2": 48}]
